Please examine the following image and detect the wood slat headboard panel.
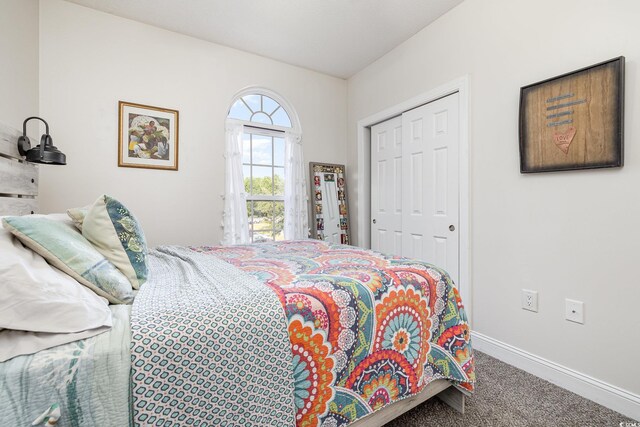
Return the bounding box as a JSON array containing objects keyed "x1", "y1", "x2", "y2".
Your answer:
[
  {"x1": 0, "y1": 197, "x2": 37, "y2": 216},
  {"x1": 0, "y1": 121, "x2": 39, "y2": 216},
  {"x1": 0, "y1": 157, "x2": 38, "y2": 196},
  {"x1": 0, "y1": 123, "x2": 23, "y2": 159}
]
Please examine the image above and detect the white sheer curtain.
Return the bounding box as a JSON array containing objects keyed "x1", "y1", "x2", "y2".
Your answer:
[
  {"x1": 284, "y1": 132, "x2": 309, "y2": 240},
  {"x1": 222, "y1": 122, "x2": 250, "y2": 245}
]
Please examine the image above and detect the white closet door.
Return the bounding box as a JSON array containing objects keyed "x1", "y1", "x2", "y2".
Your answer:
[
  {"x1": 401, "y1": 93, "x2": 460, "y2": 283},
  {"x1": 370, "y1": 116, "x2": 403, "y2": 255}
]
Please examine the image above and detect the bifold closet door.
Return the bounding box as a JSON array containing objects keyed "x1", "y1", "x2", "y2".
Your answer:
[
  {"x1": 402, "y1": 93, "x2": 460, "y2": 284},
  {"x1": 370, "y1": 115, "x2": 403, "y2": 256}
]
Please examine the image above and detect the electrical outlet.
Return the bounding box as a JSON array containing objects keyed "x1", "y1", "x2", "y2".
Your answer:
[
  {"x1": 521, "y1": 289, "x2": 538, "y2": 312},
  {"x1": 565, "y1": 299, "x2": 584, "y2": 324}
]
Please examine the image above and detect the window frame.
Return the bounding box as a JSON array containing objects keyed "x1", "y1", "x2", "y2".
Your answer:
[
  {"x1": 226, "y1": 87, "x2": 302, "y2": 243},
  {"x1": 227, "y1": 87, "x2": 301, "y2": 133},
  {"x1": 230, "y1": 94, "x2": 293, "y2": 128},
  {"x1": 241, "y1": 125, "x2": 286, "y2": 243}
]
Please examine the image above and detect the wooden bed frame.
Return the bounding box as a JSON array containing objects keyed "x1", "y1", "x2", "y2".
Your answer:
[
  {"x1": 0, "y1": 120, "x2": 467, "y2": 426},
  {"x1": 0, "y1": 121, "x2": 39, "y2": 215},
  {"x1": 352, "y1": 380, "x2": 466, "y2": 427}
]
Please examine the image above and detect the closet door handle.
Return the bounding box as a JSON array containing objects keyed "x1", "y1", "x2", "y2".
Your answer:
[
  {"x1": 372, "y1": 219, "x2": 377, "y2": 224},
  {"x1": 449, "y1": 225, "x2": 455, "y2": 231}
]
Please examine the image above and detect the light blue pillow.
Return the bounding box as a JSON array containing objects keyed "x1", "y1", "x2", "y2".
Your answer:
[
  {"x1": 82, "y1": 195, "x2": 148, "y2": 289},
  {"x1": 2, "y1": 217, "x2": 134, "y2": 304}
]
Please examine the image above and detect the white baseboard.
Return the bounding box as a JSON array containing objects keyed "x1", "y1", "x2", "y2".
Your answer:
[{"x1": 471, "y1": 331, "x2": 640, "y2": 422}]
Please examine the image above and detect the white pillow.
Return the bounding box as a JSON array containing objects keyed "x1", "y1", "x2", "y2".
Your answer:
[
  {"x1": 0, "y1": 326, "x2": 111, "y2": 363},
  {"x1": 67, "y1": 205, "x2": 90, "y2": 231},
  {"x1": 0, "y1": 215, "x2": 113, "y2": 334}
]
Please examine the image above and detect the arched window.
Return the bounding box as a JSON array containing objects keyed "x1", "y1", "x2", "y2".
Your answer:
[
  {"x1": 224, "y1": 88, "x2": 305, "y2": 245},
  {"x1": 228, "y1": 94, "x2": 292, "y2": 128}
]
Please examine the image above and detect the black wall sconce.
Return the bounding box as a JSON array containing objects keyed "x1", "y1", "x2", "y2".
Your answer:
[{"x1": 17, "y1": 117, "x2": 66, "y2": 165}]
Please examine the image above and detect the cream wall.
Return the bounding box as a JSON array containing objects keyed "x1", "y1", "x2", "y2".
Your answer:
[
  {"x1": 38, "y1": 0, "x2": 347, "y2": 246},
  {"x1": 348, "y1": 0, "x2": 640, "y2": 396},
  {"x1": 0, "y1": 0, "x2": 39, "y2": 132}
]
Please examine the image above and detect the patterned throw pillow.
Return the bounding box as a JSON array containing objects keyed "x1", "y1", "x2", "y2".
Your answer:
[
  {"x1": 67, "y1": 205, "x2": 90, "y2": 231},
  {"x1": 2, "y1": 217, "x2": 134, "y2": 304},
  {"x1": 82, "y1": 195, "x2": 148, "y2": 289}
]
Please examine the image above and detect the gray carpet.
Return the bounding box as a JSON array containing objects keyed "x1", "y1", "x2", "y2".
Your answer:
[{"x1": 387, "y1": 351, "x2": 634, "y2": 426}]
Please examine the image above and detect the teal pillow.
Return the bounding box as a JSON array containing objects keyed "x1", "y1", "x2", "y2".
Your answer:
[
  {"x1": 2, "y1": 217, "x2": 134, "y2": 304},
  {"x1": 82, "y1": 195, "x2": 148, "y2": 289}
]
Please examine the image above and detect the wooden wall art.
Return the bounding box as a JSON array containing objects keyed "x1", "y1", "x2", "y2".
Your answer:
[{"x1": 519, "y1": 57, "x2": 624, "y2": 173}]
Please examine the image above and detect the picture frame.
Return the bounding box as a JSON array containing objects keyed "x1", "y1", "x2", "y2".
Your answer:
[
  {"x1": 309, "y1": 162, "x2": 350, "y2": 245},
  {"x1": 519, "y1": 57, "x2": 624, "y2": 173},
  {"x1": 118, "y1": 101, "x2": 179, "y2": 171}
]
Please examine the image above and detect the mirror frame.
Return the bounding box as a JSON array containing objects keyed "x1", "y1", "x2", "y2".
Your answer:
[{"x1": 309, "y1": 162, "x2": 350, "y2": 245}]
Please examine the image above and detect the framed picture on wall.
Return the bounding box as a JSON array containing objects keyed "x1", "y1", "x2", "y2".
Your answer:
[
  {"x1": 519, "y1": 56, "x2": 624, "y2": 173},
  {"x1": 118, "y1": 101, "x2": 179, "y2": 170}
]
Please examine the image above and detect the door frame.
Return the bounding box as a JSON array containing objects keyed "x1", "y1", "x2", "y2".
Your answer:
[{"x1": 355, "y1": 76, "x2": 471, "y2": 322}]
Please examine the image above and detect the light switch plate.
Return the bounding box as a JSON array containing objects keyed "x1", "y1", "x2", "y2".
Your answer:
[{"x1": 565, "y1": 299, "x2": 584, "y2": 324}]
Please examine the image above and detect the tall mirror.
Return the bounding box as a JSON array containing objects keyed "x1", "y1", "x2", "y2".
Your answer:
[{"x1": 309, "y1": 162, "x2": 350, "y2": 245}]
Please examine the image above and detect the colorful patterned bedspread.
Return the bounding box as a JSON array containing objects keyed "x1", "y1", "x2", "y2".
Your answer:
[{"x1": 194, "y1": 240, "x2": 475, "y2": 426}]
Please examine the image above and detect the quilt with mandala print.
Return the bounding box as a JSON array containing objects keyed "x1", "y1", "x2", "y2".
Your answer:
[{"x1": 193, "y1": 239, "x2": 475, "y2": 426}]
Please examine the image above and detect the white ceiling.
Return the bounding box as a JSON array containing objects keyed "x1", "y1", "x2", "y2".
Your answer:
[{"x1": 64, "y1": 0, "x2": 463, "y2": 78}]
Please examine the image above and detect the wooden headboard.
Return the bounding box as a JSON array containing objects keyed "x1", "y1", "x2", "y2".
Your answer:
[{"x1": 0, "y1": 122, "x2": 39, "y2": 215}]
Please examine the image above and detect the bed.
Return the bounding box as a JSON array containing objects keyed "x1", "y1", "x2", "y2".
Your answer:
[{"x1": 0, "y1": 122, "x2": 474, "y2": 426}]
